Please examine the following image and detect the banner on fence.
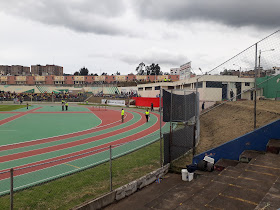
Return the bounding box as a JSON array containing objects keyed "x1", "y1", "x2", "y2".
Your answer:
[
  {"x1": 132, "y1": 97, "x2": 161, "y2": 107},
  {"x1": 102, "y1": 99, "x2": 125, "y2": 106}
]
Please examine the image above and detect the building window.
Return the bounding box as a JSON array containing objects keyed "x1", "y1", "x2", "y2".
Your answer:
[
  {"x1": 194, "y1": 82, "x2": 203, "y2": 88},
  {"x1": 138, "y1": 87, "x2": 143, "y2": 91},
  {"x1": 168, "y1": 86, "x2": 174, "y2": 89},
  {"x1": 113, "y1": 77, "x2": 114, "y2": 79},
  {"x1": 145, "y1": 87, "x2": 152, "y2": 90},
  {"x1": 206, "y1": 81, "x2": 222, "y2": 88},
  {"x1": 245, "y1": 82, "x2": 250, "y2": 86},
  {"x1": 86, "y1": 77, "x2": 87, "y2": 79},
  {"x1": 72, "y1": 77, "x2": 74, "y2": 79},
  {"x1": 155, "y1": 86, "x2": 160, "y2": 90}
]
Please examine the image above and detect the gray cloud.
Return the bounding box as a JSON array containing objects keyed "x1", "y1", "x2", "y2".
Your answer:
[
  {"x1": 0, "y1": 0, "x2": 127, "y2": 35},
  {"x1": 118, "y1": 49, "x2": 188, "y2": 67},
  {"x1": 133, "y1": 0, "x2": 280, "y2": 28}
]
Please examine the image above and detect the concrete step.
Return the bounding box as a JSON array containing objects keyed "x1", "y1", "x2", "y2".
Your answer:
[
  {"x1": 250, "y1": 152, "x2": 280, "y2": 168},
  {"x1": 266, "y1": 139, "x2": 280, "y2": 154},
  {"x1": 206, "y1": 192, "x2": 257, "y2": 210},
  {"x1": 234, "y1": 162, "x2": 249, "y2": 169},
  {"x1": 177, "y1": 181, "x2": 228, "y2": 209},
  {"x1": 211, "y1": 167, "x2": 242, "y2": 185},
  {"x1": 214, "y1": 158, "x2": 239, "y2": 171},
  {"x1": 194, "y1": 170, "x2": 220, "y2": 178},
  {"x1": 222, "y1": 184, "x2": 267, "y2": 205},
  {"x1": 144, "y1": 175, "x2": 214, "y2": 209},
  {"x1": 239, "y1": 150, "x2": 265, "y2": 163},
  {"x1": 255, "y1": 177, "x2": 280, "y2": 209}
]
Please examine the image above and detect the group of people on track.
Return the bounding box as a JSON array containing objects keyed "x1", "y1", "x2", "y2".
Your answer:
[
  {"x1": 61, "y1": 100, "x2": 69, "y2": 111},
  {"x1": 121, "y1": 107, "x2": 151, "y2": 123}
]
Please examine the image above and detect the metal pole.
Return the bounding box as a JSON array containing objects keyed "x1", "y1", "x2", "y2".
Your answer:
[
  {"x1": 159, "y1": 87, "x2": 163, "y2": 167},
  {"x1": 109, "y1": 145, "x2": 112, "y2": 191},
  {"x1": 194, "y1": 78, "x2": 198, "y2": 157},
  {"x1": 10, "y1": 168, "x2": 14, "y2": 210},
  {"x1": 254, "y1": 43, "x2": 258, "y2": 129},
  {"x1": 169, "y1": 89, "x2": 172, "y2": 163}
]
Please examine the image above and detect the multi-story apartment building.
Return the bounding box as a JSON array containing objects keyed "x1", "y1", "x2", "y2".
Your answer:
[
  {"x1": 45, "y1": 65, "x2": 63, "y2": 76},
  {"x1": 31, "y1": 65, "x2": 63, "y2": 76},
  {"x1": 0, "y1": 65, "x2": 30, "y2": 75},
  {"x1": 31, "y1": 65, "x2": 44, "y2": 75},
  {"x1": 0, "y1": 65, "x2": 11, "y2": 75},
  {"x1": 23, "y1": 67, "x2": 30, "y2": 75}
]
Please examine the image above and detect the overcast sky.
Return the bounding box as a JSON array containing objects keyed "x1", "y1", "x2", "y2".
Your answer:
[{"x1": 0, "y1": 0, "x2": 279, "y2": 75}]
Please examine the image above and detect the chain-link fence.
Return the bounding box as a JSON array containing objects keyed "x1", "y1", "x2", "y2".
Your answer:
[
  {"x1": 159, "y1": 30, "x2": 280, "y2": 167},
  {"x1": 0, "y1": 118, "x2": 169, "y2": 209},
  {"x1": 161, "y1": 89, "x2": 199, "y2": 164},
  {"x1": 193, "y1": 30, "x2": 280, "y2": 155}
]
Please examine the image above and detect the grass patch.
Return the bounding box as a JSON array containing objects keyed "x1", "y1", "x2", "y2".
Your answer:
[
  {"x1": 0, "y1": 141, "x2": 161, "y2": 209},
  {"x1": 0, "y1": 105, "x2": 27, "y2": 111}
]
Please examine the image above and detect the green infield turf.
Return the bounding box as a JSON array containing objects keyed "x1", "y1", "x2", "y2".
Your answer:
[{"x1": 0, "y1": 105, "x2": 27, "y2": 111}]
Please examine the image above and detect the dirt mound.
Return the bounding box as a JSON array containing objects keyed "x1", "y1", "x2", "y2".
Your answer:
[{"x1": 197, "y1": 100, "x2": 280, "y2": 154}]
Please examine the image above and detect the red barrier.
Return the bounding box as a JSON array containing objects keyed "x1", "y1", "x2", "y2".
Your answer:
[{"x1": 132, "y1": 97, "x2": 162, "y2": 107}]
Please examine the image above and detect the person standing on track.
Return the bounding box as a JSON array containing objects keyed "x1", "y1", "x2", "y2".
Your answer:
[
  {"x1": 65, "y1": 101, "x2": 68, "y2": 111},
  {"x1": 151, "y1": 102, "x2": 154, "y2": 112},
  {"x1": 61, "y1": 99, "x2": 65, "y2": 111},
  {"x1": 145, "y1": 109, "x2": 150, "y2": 122},
  {"x1": 26, "y1": 102, "x2": 29, "y2": 109},
  {"x1": 121, "y1": 108, "x2": 125, "y2": 123}
]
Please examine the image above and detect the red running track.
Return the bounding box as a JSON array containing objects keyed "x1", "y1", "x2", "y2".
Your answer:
[
  {"x1": 0, "y1": 111, "x2": 162, "y2": 179},
  {"x1": 0, "y1": 108, "x2": 133, "y2": 152},
  {"x1": 0, "y1": 111, "x2": 144, "y2": 162}
]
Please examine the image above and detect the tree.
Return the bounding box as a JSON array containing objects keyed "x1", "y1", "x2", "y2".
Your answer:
[
  {"x1": 145, "y1": 65, "x2": 151, "y2": 75},
  {"x1": 164, "y1": 72, "x2": 170, "y2": 75},
  {"x1": 116, "y1": 71, "x2": 121, "y2": 75},
  {"x1": 93, "y1": 73, "x2": 98, "y2": 76},
  {"x1": 74, "y1": 71, "x2": 79, "y2": 75},
  {"x1": 136, "y1": 62, "x2": 145, "y2": 75},
  {"x1": 79, "y1": 67, "x2": 89, "y2": 76},
  {"x1": 101, "y1": 72, "x2": 107, "y2": 75},
  {"x1": 149, "y1": 63, "x2": 162, "y2": 75}
]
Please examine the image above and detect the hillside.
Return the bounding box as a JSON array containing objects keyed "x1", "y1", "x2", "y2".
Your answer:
[{"x1": 197, "y1": 100, "x2": 280, "y2": 154}]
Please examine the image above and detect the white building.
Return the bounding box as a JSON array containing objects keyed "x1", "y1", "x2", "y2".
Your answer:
[
  {"x1": 137, "y1": 75, "x2": 258, "y2": 102},
  {"x1": 273, "y1": 67, "x2": 280, "y2": 75},
  {"x1": 170, "y1": 62, "x2": 192, "y2": 80},
  {"x1": 170, "y1": 68, "x2": 180, "y2": 75}
]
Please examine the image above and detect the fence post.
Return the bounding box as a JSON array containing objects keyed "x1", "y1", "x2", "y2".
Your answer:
[
  {"x1": 169, "y1": 89, "x2": 173, "y2": 163},
  {"x1": 109, "y1": 145, "x2": 112, "y2": 192},
  {"x1": 159, "y1": 87, "x2": 163, "y2": 167},
  {"x1": 10, "y1": 168, "x2": 14, "y2": 210},
  {"x1": 254, "y1": 43, "x2": 258, "y2": 129}
]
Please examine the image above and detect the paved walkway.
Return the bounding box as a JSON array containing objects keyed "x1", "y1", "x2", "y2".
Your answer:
[{"x1": 105, "y1": 152, "x2": 280, "y2": 210}]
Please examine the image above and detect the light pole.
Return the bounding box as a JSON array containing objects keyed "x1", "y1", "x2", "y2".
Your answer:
[
  {"x1": 258, "y1": 49, "x2": 275, "y2": 77},
  {"x1": 254, "y1": 48, "x2": 275, "y2": 129},
  {"x1": 233, "y1": 64, "x2": 241, "y2": 77}
]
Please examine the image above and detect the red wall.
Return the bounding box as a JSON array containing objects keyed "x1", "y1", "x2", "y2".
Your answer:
[
  {"x1": 132, "y1": 97, "x2": 162, "y2": 107},
  {"x1": 85, "y1": 76, "x2": 95, "y2": 84},
  {"x1": 45, "y1": 76, "x2": 54, "y2": 85}
]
